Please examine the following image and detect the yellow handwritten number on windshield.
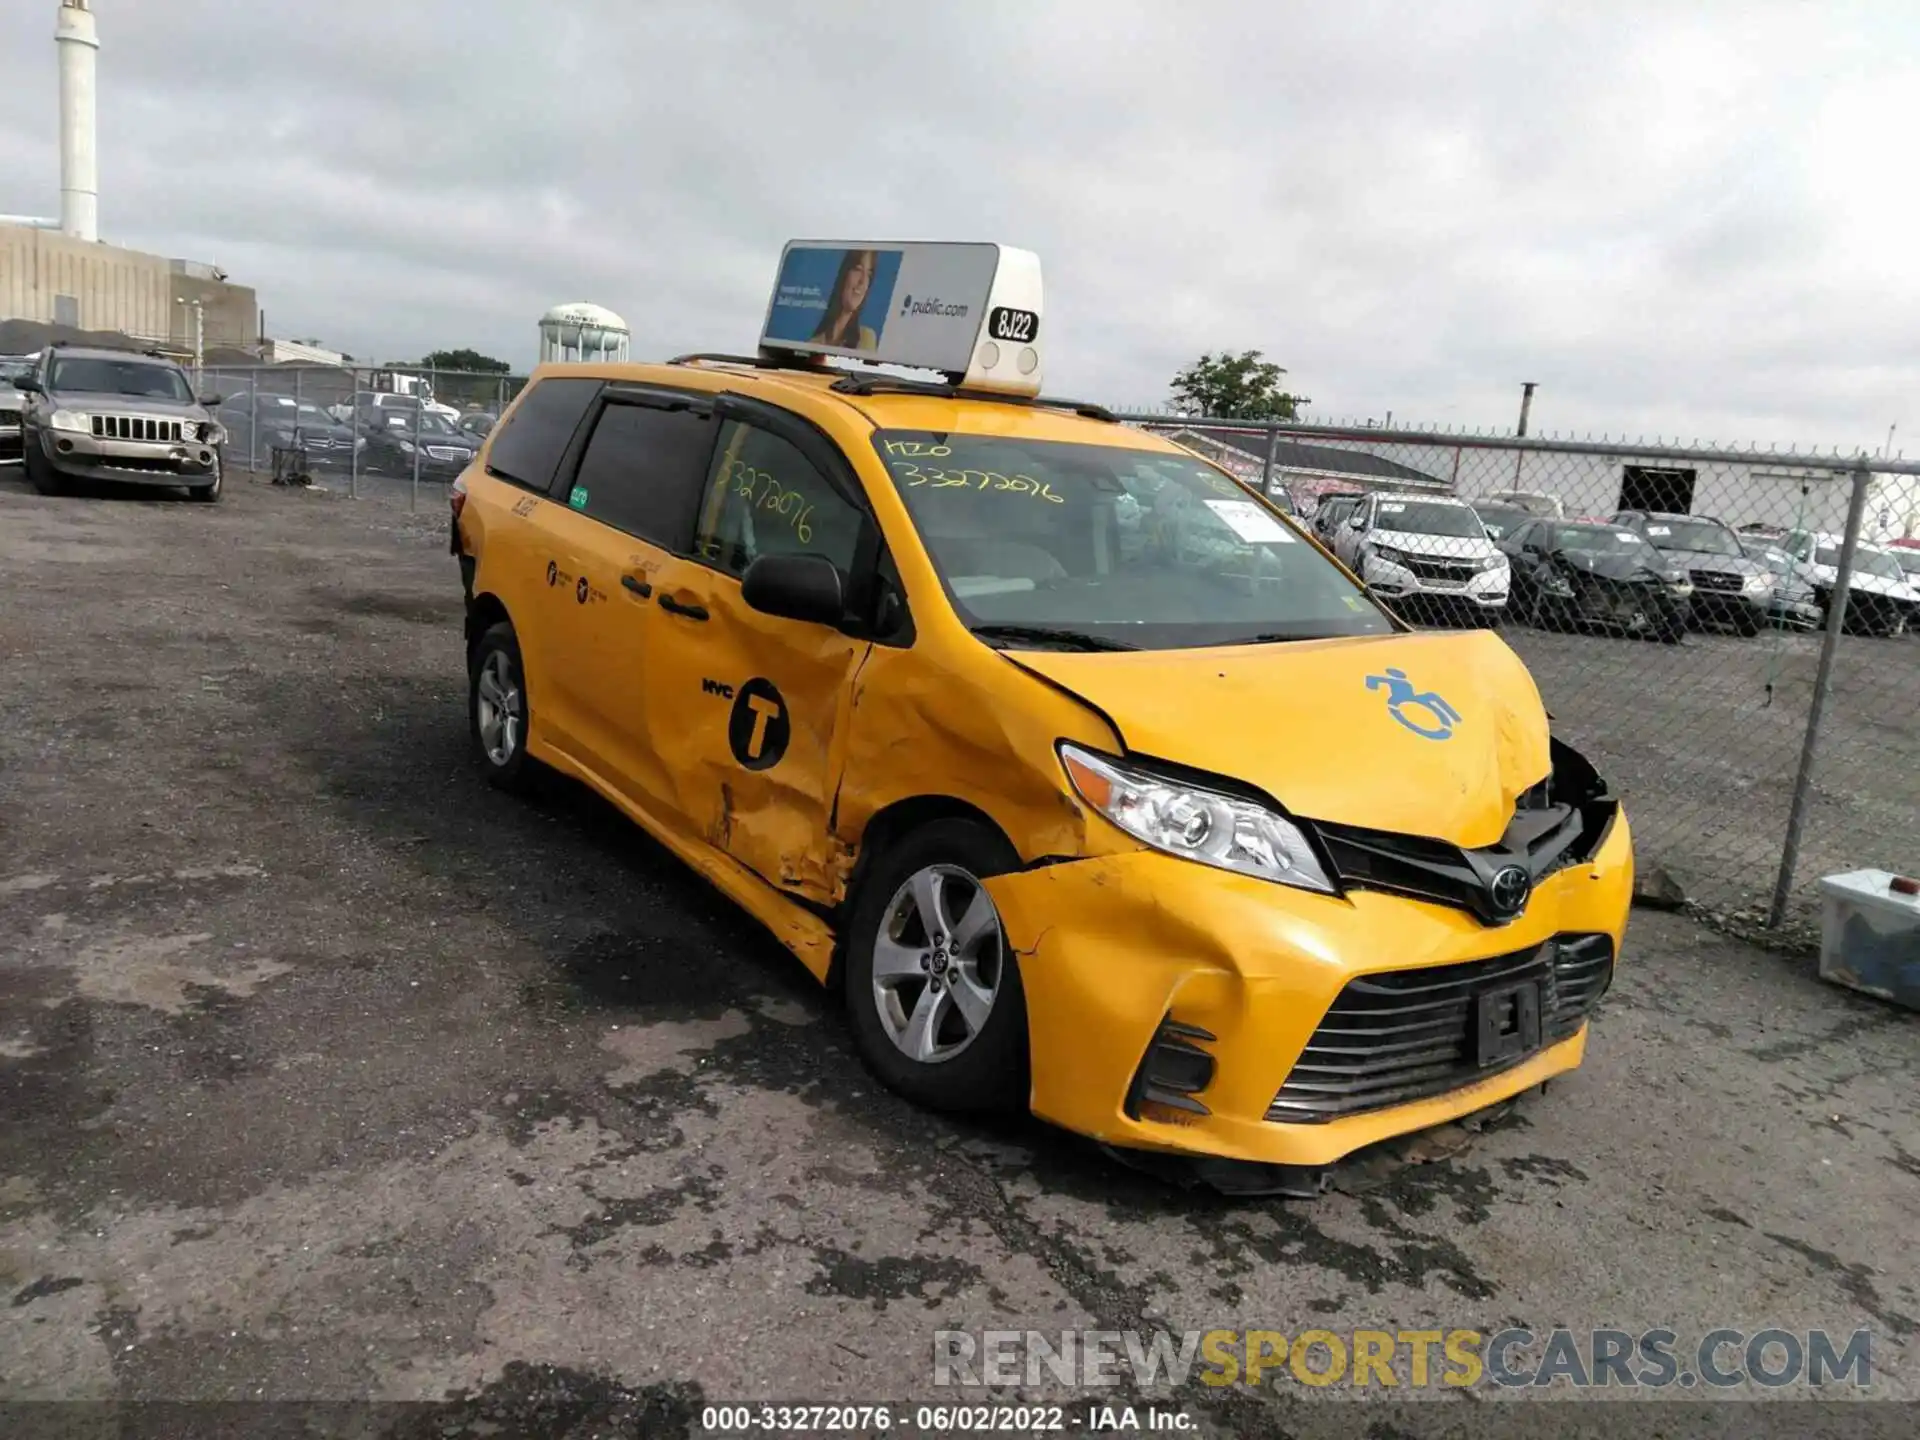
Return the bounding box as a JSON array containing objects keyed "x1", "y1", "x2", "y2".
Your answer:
[{"x1": 890, "y1": 461, "x2": 1063, "y2": 504}]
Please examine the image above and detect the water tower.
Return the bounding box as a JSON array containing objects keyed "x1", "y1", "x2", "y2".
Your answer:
[{"x1": 538, "y1": 303, "x2": 630, "y2": 364}]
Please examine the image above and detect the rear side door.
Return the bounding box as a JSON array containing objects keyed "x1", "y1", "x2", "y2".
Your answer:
[
  {"x1": 637, "y1": 398, "x2": 883, "y2": 906},
  {"x1": 530, "y1": 386, "x2": 720, "y2": 808},
  {"x1": 463, "y1": 374, "x2": 604, "y2": 745}
]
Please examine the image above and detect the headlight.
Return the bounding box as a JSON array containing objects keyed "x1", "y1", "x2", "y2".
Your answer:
[
  {"x1": 397, "y1": 439, "x2": 416, "y2": 453},
  {"x1": 1542, "y1": 574, "x2": 1575, "y2": 598},
  {"x1": 1368, "y1": 545, "x2": 1409, "y2": 568},
  {"x1": 203, "y1": 422, "x2": 226, "y2": 445},
  {"x1": 1668, "y1": 580, "x2": 1694, "y2": 597},
  {"x1": 1058, "y1": 744, "x2": 1336, "y2": 894},
  {"x1": 1477, "y1": 553, "x2": 1505, "y2": 571},
  {"x1": 1742, "y1": 573, "x2": 1773, "y2": 594},
  {"x1": 49, "y1": 409, "x2": 90, "y2": 433}
]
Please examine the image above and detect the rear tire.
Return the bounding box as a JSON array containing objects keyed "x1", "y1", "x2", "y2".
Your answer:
[
  {"x1": 468, "y1": 621, "x2": 539, "y2": 794},
  {"x1": 844, "y1": 819, "x2": 1030, "y2": 1115}
]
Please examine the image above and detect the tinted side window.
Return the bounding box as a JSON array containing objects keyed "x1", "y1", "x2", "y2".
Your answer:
[
  {"x1": 691, "y1": 420, "x2": 865, "y2": 578},
  {"x1": 570, "y1": 402, "x2": 717, "y2": 550},
  {"x1": 485, "y1": 377, "x2": 600, "y2": 494}
]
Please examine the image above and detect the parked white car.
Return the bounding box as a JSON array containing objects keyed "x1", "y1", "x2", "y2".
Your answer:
[
  {"x1": 1336, "y1": 492, "x2": 1510, "y2": 625},
  {"x1": 325, "y1": 391, "x2": 460, "y2": 426},
  {"x1": 1799, "y1": 533, "x2": 1919, "y2": 637}
]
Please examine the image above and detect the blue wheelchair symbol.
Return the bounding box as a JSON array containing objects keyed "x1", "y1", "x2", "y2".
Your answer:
[{"x1": 1366, "y1": 667, "x2": 1462, "y2": 741}]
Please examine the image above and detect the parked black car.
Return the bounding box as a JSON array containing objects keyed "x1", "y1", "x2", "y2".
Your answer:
[
  {"x1": 1611, "y1": 510, "x2": 1773, "y2": 636},
  {"x1": 1501, "y1": 519, "x2": 1692, "y2": 643},
  {"x1": 216, "y1": 392, "x2": 363, "y2": 468},
  {"x1": 359, "y1": 409, "x2": 478, "y2": 480}
]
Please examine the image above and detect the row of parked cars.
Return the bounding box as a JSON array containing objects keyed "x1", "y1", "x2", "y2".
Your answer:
[
  {"x1": 213, "y1": 390, "x2": 501, "y2": 481},
  {"x1": 1305, "y1": 487, "x2": 1918, "y2": 640}
]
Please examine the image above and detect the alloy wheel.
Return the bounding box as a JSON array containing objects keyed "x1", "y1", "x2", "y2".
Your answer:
[
  {"x1": 474, "y1": 648, "x2": 523, "y2": 766},
  {"x1": 871, "y1": 864, "x2": 1005, "y2": 1064}
]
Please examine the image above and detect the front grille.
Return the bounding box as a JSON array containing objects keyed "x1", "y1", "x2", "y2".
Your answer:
[
  {"x1": 1266, "y1": 935, "x2": 1614, "y2": 1123},
  {"x1": 425, "y1": 445, "x2": 465, "y2": 461},
  {"x1": 90, "y1": 413, "x2": 182, "y2": 443},
  {"x1": 1404, "y1": 557, "x2": 1480, "y2": 582},
  {"x1": 1689, "y1": 568, "x2": 1744, "y2": 592}
]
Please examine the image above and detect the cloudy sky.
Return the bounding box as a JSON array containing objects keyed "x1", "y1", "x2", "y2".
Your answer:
[{"x1": 1, "y1": 0, "x2": 1915, "y2": 448}]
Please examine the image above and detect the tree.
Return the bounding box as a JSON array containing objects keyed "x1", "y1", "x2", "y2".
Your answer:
[
  {"x1": 420, "y1": 348, "x2": 511, "y2": 375},
  {"x1": 1169, "y1": 350, "x2": 1308, "y2": 420}
]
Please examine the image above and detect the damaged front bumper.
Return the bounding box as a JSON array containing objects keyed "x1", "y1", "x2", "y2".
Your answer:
[
  {"x1": 983, "y1": 807, "x2": 1632, "y2": 1185},
  {"x1": 37, "y1": 428, "x2": 221, "y2": 486}
]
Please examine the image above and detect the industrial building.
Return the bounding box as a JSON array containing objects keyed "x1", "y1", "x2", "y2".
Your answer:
[{"x1": 0, "y1": 2, "x2": 259, "y2": 354}]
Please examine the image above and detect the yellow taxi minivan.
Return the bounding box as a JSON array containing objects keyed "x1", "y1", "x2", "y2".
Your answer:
[{"x1": 450, "y1": 242, "x2": 1632, "y2": 1193}]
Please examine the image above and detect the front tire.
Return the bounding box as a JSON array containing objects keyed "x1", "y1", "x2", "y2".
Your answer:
[
  {"x1": 844, "y1": 819, "x2": 1029, "y2": 1114},
  {"x1": 186, "y1": 461, "x2": 223, "y2": 502},
  {"x1": 468, "y1": 621, "x2": 538, "y2": 793},
  {"x1": 24, "y1": 442, "x2": 65, "y2": 496}
]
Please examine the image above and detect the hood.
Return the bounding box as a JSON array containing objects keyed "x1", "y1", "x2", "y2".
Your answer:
[
  {"x1": 1807, "y1": 563, "x2": 1917, "y2": 600},
  {"x1": 1373, "y1": 528, "x2": 1500, "y2": 560},
  {"x1": 1551, "y1": 549, "x2": 1676, "y2": 583},
  {"x1": 54, "y1": 391, "x2": 206, "y2": 419},
  {"x1": 1644, "y1": 542, "x2": 1766, "y2": 576},
  {"x1": 1011, "y1": 628, "x2": 1549, "y2": 849}
]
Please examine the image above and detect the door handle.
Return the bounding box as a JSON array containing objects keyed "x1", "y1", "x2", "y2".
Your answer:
[
  {"x1": 657, "y1": 593, "x2": 709, "y2": 621},
  {"x1": 621, "y1": 574, "x2": 652, "y2": 599}
]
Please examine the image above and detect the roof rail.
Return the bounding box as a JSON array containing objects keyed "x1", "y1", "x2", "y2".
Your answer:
[
  {"x1": 668, "y1": 351, "x2": 832, "y2": 373},
  {"x1": 827, "y1": 373, "x2": 1116, "y2": 423}
]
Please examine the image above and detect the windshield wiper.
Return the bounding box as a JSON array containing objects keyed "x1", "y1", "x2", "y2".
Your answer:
[{"x1": 970, "y1": 623, "x2": 1137, "y2": 652}]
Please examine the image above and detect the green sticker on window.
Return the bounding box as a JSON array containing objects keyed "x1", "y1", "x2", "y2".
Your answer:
[{"x1": 568, "y1": 486, "x2": 588, "y2": 510}]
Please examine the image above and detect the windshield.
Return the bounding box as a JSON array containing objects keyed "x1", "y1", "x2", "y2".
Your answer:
[
  {"x1": 1641, "y1": 517, "x2": 1742, "y2": 556},
  {"x1": 873, "y1": 431, "x2": 1394, "y2": 648},
  {"x1": 1816, "y1": 546, "x2": 1906, "y2": 581},
  {"x1": 49, "y1": 357, "x2": 194, "y2": 403},
  {"x1": 1553, "y1": 524, "x2": 1650, "y2": 555},
  {"x1": 414, "y1": 413, "x2": 460, "y2": 437},
  {"x1": 1374, "y1": 500, "x2": 1488, "y2": 539}
]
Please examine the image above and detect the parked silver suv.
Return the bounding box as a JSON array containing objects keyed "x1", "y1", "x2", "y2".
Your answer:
[{"x1": 13, "y1": 344, "x2": 225, "y2": 501}]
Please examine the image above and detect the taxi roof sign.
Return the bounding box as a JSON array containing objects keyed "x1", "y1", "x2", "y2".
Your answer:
[{"x1": 758, "y1": 241, "x2": 1045, "y2": 397}]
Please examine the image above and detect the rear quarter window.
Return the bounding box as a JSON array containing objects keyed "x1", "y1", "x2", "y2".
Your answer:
[{"x1": 484, "y1": 377, "x2": 601, "y2": 495}]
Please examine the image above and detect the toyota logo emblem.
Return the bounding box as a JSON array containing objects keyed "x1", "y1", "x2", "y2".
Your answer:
[{"x1": 1489, "y1": 865, "x2": 1532, "y2": 918}]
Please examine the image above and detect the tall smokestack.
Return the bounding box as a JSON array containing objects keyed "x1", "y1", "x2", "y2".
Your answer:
[{"x1": 56, "y1": 0, "x2": 99, "y2": 243}]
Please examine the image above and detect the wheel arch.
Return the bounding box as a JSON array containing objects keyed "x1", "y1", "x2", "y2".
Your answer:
[
  {"x1": 828, "y1": 794, "x2": 1020, "y2": 991},
  {"x1": 463, "y1": 590, "x2": 513, "y2": 662}
]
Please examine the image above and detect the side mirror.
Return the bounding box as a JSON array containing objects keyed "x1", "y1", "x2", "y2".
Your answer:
[
  {"x1": 1348, "y1": 513, "x2": 1366, "y2": 529},
  {"x1": 12, "y1": 376, "x2": 40, "y2": 393},
  {"x1": 199, "y1": 393, "x2": 222, "y2": 407},
  {"x1": 740, "y1": 553, "x2": 845, "y2": 627}
]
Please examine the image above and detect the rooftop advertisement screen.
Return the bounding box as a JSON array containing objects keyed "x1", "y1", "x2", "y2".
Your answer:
[{"x1": 759, "y1": 241, "x2": 1043, "y2": 394}]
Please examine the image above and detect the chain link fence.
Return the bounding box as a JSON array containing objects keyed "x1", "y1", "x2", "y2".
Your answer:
[
  {"x1": 1124, "y1": 414, "x2": 1920, "y2": 938},
  {"x1": 195, "y1": 362, "x2": 531, "y2": 508}
]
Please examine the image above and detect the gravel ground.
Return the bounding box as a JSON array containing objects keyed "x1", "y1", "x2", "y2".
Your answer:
[
  {"x1": 1503, "y1": 612, "x2": 1919, "y2": 927},
  {"x1": 2, "y1": 471, "x2": 1918, "y2": 1437}
]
